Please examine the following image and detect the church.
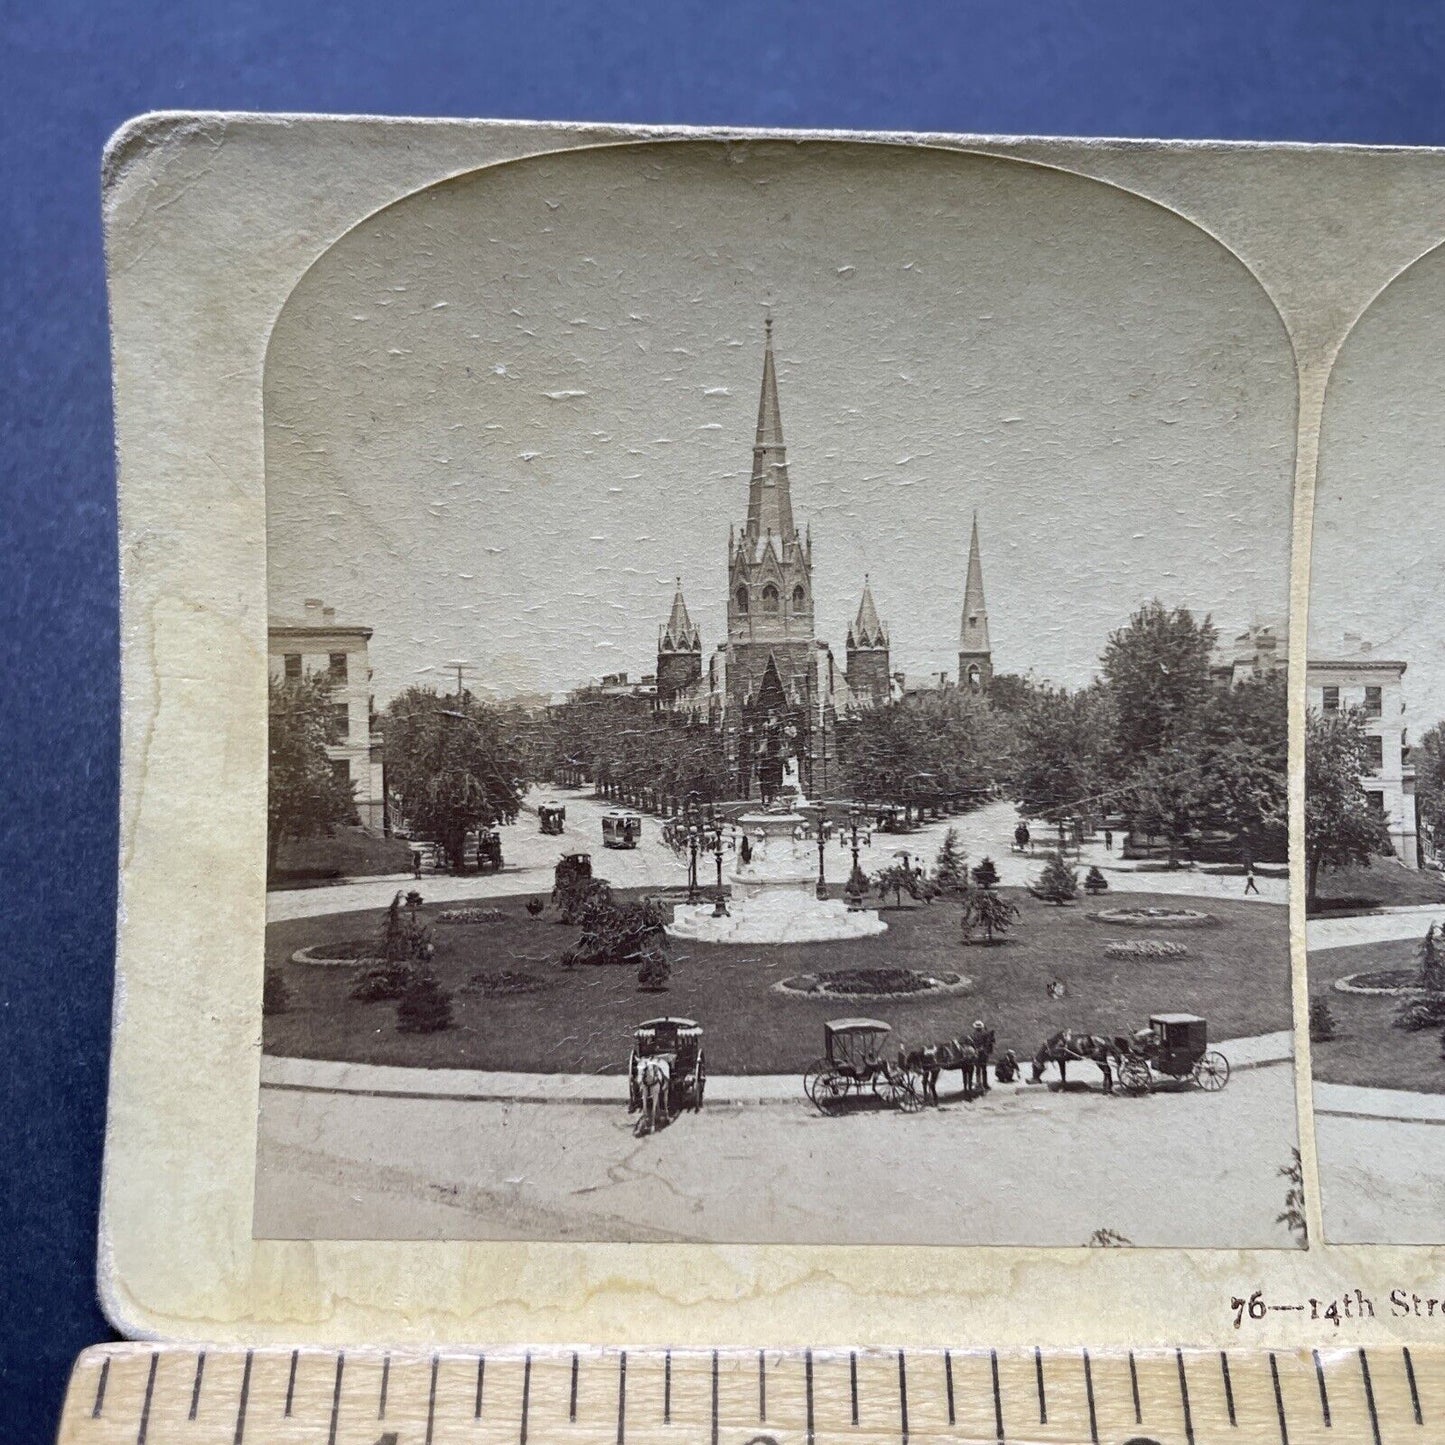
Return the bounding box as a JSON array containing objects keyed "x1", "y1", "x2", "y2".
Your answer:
[{"x1": 655, "y1": 317, "x2": 993, "y2": 800}]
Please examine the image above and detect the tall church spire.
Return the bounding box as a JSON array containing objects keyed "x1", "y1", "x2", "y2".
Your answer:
[
  {"x1": 657, "y1": 578, "x2": 702, "y2": 705},
  {"x1": 745, "y1": 314, "x2": 796, "y2": 544},
  {"x1": 660, "y1": 579, "x2": 700, "y2": 652},
  {"x1": 958, "y1": 513, "x2": 993, "y2": 689}
]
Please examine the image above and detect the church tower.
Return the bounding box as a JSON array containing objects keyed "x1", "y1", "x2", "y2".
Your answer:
[
  {"x1": 846, "y1": 576, "x2": 891, "y2": 705},
  {"x1": 958, "y1": 513, "x2": 993, "y2": 690},
  {"x1": 656, "y1": 579, "x2": 702, "y2": 705}
]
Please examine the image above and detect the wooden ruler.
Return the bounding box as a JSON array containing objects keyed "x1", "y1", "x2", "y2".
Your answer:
[{"x1": 55, "y1": 1342, "x2": 1440, "y2": 1445}]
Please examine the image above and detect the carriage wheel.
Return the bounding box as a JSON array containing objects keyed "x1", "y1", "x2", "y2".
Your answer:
[
  {"x1": 1194, "y1": 1052, "x2": 1231, "y2": 1092},
  {"x1": 1118, "y1": 1058, "x2": 1152, "y2": 1096},
  {"x1": 895, "y1": 1071, "x2": 927, "y2": 1113},
  {"x1": 872, "y1": 1069, "x2": 908, "y2": 1109},
  {"x1": 802, "y1": 1057, "x2": 831, "y2": 1105},
  {"x1": 814, "y1": 1071, "x2": 850, "y2": 1115},
  {"x1": 693, "y1": 1050, "x2": 706, "y2": 1112}
]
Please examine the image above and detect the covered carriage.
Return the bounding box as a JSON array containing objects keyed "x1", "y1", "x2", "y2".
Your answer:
[
  {"x1": 1117, "y1": 1013, "x2": 1230, "y2": 1095},
  {"x1": 538, "y1": 800, "x2": 566, "y2": 835},
  {"x1": 803, "y1": 1018, "x2": 922, "y2": 1114},
  {"x1": 602, "y1": 809, "x2": 642, "y2": 849},
  {"x1": 628, "y1": 1016, "x2": 706, "y2": 1119}
]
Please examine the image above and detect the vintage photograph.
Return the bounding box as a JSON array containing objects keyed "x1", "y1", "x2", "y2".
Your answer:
[
  {"x1": 257, "y1": 139, "x2": 1298, "y2": 1246},
  {"x1": 1307, "y1": 240, "x2": 1445, "y2": 1244}
]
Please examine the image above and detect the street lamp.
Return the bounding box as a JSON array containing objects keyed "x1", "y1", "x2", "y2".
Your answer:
[
  {"x1": 844, "y1": 807, "x2": 865, "y2": 911},
  {"x1": 815, "y1": 808, "x2": 828, "y2": 900}
]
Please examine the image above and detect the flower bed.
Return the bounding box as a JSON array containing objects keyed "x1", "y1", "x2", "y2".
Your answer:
[
  {"x1": 437, "y1": 907, "x2": 507, "y2": 925},
  {"x1": 291, "y1": 940, "x2": 382, "y2": 967},
  {"x1": 465, "y1": 969, "x2": 548, "y2": 996},
  {"x1": 1089, "y1": 907, "x2": 1216, "y2": 929},
  {"x1": 1333, "y1": 968, "x2": 1426, "y2": 997},
  {"x1": 774, "y1": 966, "x2": 972, "y2": 998},
  {"x1": 1104, "y1": 940, "x2": 1190, "y2": 960}
]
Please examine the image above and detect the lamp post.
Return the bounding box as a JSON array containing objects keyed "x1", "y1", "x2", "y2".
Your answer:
[
  {"x1": 844, "y1": 808, "x2": 865, "y2": 911},
  {"x1": 684, "y1": 791, "x2": 701, "y2": 905},
  {"x1": 815, "y1": 810, "x2": 829, "y2": 900}
]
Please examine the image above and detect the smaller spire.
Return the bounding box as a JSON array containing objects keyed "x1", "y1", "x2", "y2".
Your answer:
[
  {"x1": 847, "y1": 576, "x2": 889, "y2": 651},
  {"x1": 659, "y1": 579, "x2": 701, "y2": 653}
]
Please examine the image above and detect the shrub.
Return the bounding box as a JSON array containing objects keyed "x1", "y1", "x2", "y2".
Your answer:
[
  {"x1": 1034, "y1": 851, "x2": 1079, "y2": 905},
  {"x1": 637, "y1": 945, "x2": 671, "y2": 992},
  {"x1": 563, "y1": 891, "x2": 667, "y2": 969},
  {"x1": 1105, "y1": 940, "x2": 1188, "y2": 960},
  {"x1": 1084, "y1": 866, "x2": 1109, "y2": 896},
  {"x1": 396, "y1": 973, "x2": 454, "y2": 1034},
  {"x1": 1309, "y1": 996, "x2": 1337, "y2": 1042},
  {"x1": 351, "y1": 959, "x2": 419, "y2": 1002},
  {"x1": 466, "y1": 969, "x2": 547, "y2": 996},
  {"x1": 971, "y1": 856, "x2": 1000, "y2": 890},
  {"x1": 1395, "y1": 996, "x2": 1445, "y2": 1032},
  {"x1": 436, "y1": 907, "x2": 505, "y2": 925},
  {"x1": 933, "y1": 828, "x2": 968, "y2": 893},
  {"x1": 961, "y1": 887, "x2": 1019, "y2": 943},
  {"x1": 1419, "y1": 922, "x2": 1445, "y2": 993},
  {"x1": 262, "y1": 968, "x2": 291, "y2": 1015},
  {"x1": 379, "y1": 890, "x2": 433, "y2": 962}
]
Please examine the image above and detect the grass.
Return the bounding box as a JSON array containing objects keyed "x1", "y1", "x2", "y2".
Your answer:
[
  {"x1": 264, "y1": 885, "x2": 1289, "y2": 1075},
  {"x1": 1311, "y1": 936, "x2": 1445, "y2": 1093},
  {"x1": 269, "y1": 828, "x2": 413, "y2": 887},
  {"x1": 1307, "y1": 858, "x2": 1445, "y2": 916}
]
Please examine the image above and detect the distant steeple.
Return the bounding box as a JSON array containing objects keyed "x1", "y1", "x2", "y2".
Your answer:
[
  {"x1": 656, "y1": 578, "x2": 703, "y2": 706},
  {"x1": 659, "y1": 579, "x2": 701, "y2": 653},
  {"x1": 847, "y1": 576, "x2": 889, "y2": 651},
  {"x1": 846, "y1": 575, "x2": 891, "y2": 706},
  {"x1": 744, "y1": 313, "x2": 796, "y2": 545},
  {"x1": 958, "y1": 513, "x2": 993, "y2": 689}
]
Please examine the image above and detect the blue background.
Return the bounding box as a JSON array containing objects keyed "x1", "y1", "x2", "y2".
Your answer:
[{"x1": 3, "y1": 0, "x2": 1444, "y2": 1435}]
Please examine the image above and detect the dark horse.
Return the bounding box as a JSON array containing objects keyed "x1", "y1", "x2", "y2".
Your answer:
[
  {"x1": 901, "y1": 1032, "x2": 993, "y2": 1104},
  {"x1": 1030, "y1": 1030, "x2": 1118, "y2": 1092}
]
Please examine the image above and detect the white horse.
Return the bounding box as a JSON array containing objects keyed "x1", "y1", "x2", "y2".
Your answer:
[{"x1": 631, "y1": 1056, "x2": 672, "y2": 1136}]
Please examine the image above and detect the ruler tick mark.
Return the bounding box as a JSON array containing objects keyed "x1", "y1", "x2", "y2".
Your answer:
[
  {"x1": 136, "y1": 1351, "x2": 158, "y2": 1445},
  {"x1": 1220, "y1": 1352, "x2": 1237, "y2": 1427},
  {"x1": 426, "y1": 1353, "x2": 440, "y2": 1445},
  {"x1": 944, "y1": 1349, "x2": 955, "y2": 1426},
  {"x1": 758, "y1": 1348, "x2": 766, "y2": 1422},
  {"x1": 92, "y1": 1357, "x2": 110, "y2": 1420},
  {"x1": 805, "y1": 1348, "x2": 815, "y2": 1445},
  {"x1": 991, "y1": 1349, "x2": 1004, "y2": 1444},
  {"x1": 188, "y1": 1352, "x2": 205, "y2": 1421},
  {"x1": 711, "y1": 1351, "x2": 719, "y2": 1445},
  {"x1": 1313, "y1": 1348, "x2": 1331, "y2": 1427},
  {"x1": 521, "y1": 1353, "x2": 532, "y2": 1445},
  {"x1": 1082, "y1": 1349, "x2": 1099, "y2": 1445},
  {"x1": 284, "y1": 1349, "x2": 299, "y2": 1417},
  {"x1": 327, "y1": 1353, "x2": 345, "y2": 1445},
  {"x1": 663, "y1": 1350, "x2": 671, "y2": 1424},
  {"x1": 1404, "y1": 1345, "x2": 1424, "y2": 1425},
  {"x1": 850, "y1": 1350, "x2": 859, "y2": 1425},
  {"x1": 1270, "y1": 1352, "x2": 1289, "y2": 1445},
  {"x1": 379, "y1": 1352, "x2": 390, "y2": 1419},
  {"x1": 1360, "y1": 1348, "x2": 1382, "y2": 1445},
  {"x1": 475, "y1": 1354, "x2": 485, "y2": 1419},
  {"x1": 232, "y1": 1350, "x2": 253, "y2": 1445},
  {"x1": 1129, "y1": 1350, "x2": 1141, "y2": 1425},
  {"x1": 1034, "y1": 1347, "x2": 1047, "y2": 1425},
  {"x1": 615, "y1": 1350, "x2": 626, "y2": 1445},
  {"x1": 1176, "y1": 1349, "x2": 1194, "y2": 1445},
  {"x1": 898, "y1": 1349, "x2": 909, "y2": 1445},
  {"x1": 571, "y1": 1351, "x2": 579, "y2": 1422}
]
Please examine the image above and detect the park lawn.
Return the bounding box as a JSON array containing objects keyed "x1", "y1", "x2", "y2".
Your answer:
[
  {"x1": 264, "y1": 886, "x2": 1290, "y2": 1075},
  {"x1": 1308, "y1": 858, "x2": 1445, "y2": 916},
  {"x1": 1310, "y1": 936, "x2": 1445, "y2": 1093},
  {"x1": 269, "y1": 828, "x2": 413, "y2": 887}
]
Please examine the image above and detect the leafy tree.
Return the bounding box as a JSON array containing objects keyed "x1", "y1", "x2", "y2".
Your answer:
[
  {"x1": 1304, "y1": 707, "x2": 1391, "y2": 905},
  {"x1": 1011, "y1": 683, "x2": 1115, "y2": 828},
  {"x1": 1084, "y1": 866, "x2": 1109, "y2": 896},
  {"x1": 1101, "y1": 600, "x2": 1217, "y2": 762},
  {"x1": 564, "y1": 892, "x2": 668, "y2": 969},
  {"x1": 971, "y1": 856, "x2": 1000, "y2": 890},
  {"x1": 1035, "y1": 852, "x2": 1079, "y2": 904},
  {"x1": 873, "y1": 862, "x2": 918, "y2": 907},
  {"x1": 961, "y1": 887, "x2": 1019, "y2": 943},
  {"x1": 1115, "y1": 744, "x2": 1212, "y2": 867},
  {"x1": 1414, "y1": 722, "x2": 1445, "y2": 857},
  {"x1": 267, "y1": 672, "x2": 358, "y2": 875},
  {"x1": 1196, "y1": 671, "x2": 1289, "y2": 858},
  {"x1": 385, "y1": 687, "x2": 532, "y2": 871},
  {"x1": 933, "y1": 828, "x2": 968, "y2": 893},
  {"x1": 396, "y1": 973, "x2": 454, "y2": 1034}
]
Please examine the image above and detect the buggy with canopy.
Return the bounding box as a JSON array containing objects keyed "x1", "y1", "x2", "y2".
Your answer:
[
  {"x1": 803, "y1": 1018, "x2": 922, "y2": 1114},
  {"x1": 1117, "y1": 1013, "x2": 1230, "y2": 1095},
  {"x1": 627, "y1": 1017, "x2": 706, "y2": 1127},
  {"x1": 538, "y1": 800, "x2": 566, "y2": 835}
]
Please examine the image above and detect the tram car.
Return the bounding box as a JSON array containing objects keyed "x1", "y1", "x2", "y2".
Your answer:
[
  {"x1": 538, "y1": 801, "x2": 566, "y2": 835},
  {"x1": 602, "y1": 809, "x2": 642, "y2": 849}
]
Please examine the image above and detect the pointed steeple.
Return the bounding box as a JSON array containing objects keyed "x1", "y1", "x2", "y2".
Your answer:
[
  {"x1": 847, "y1": 576, "x2": 889, "y2": 651},
  {"x1": 958, "y1": 513, "x2": 993, "y2": 689},
  {"x1": 745, "y1": 314, "x2": 796, "y2": 545},
  {"x1": 659, "y1": 578, "x2": 701, "y2": 653}
]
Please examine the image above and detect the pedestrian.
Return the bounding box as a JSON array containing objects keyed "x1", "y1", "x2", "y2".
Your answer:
[
  {"x1": 1242, "y1": 843, "x2": 1260, "y2": 895},
  {"x1": 412, "y1": 847, "x2": 422, "y2": 880},
  {"x1": 1104, "y1": 827, "x2": 1113, "y2": 851}
]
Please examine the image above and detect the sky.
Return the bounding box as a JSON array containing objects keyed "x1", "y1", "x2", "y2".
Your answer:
[
  {"x1": 1312, "y1": 238, "x2": 1445, "y2": 731},
  {"x1": 265, "y1": 139, "x2": 1297, "y2": 706}
]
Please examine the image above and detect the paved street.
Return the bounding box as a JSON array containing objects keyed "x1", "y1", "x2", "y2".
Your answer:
[
  {"x1": 268, "y1": 789, "x2": 1286, "y2": 924},
  {"x1": 254, "y1": 1061, "x2": 1300, "y2": 1246}
]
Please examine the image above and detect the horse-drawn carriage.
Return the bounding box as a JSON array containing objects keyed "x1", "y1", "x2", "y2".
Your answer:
[
  {"x1": 1117, "y1": 1013, "x2": 1230, "y2": 1095},
  {"x1": 803, "y1": 1018, "x2": 923, "y2": 1114},
  {"x1": 603, "y1": 809, "x2": 642, "y2": 849},
  {"x1": 628, "y1": 1017, "x2": 706, "y2": 1132},
  {"x1": 475, "y1": 828, "x2": 503, "y2": 873},
  {"x1": 538, "y1": 801, "x2": 566, "y2": 835}
]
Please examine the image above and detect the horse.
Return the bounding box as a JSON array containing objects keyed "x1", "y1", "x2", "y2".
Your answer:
[
  {"x1": 900, "y1": 1039, "x2": 983, "y2": 1104},
  {"x1": 1030, "y1": 1030, "x2": 1118, "y2": 1092},
  {"x1": 630, "y1": 1056, "x2": 672, "y2": 1135}
]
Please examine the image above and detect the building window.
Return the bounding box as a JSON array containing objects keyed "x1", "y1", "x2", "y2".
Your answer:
[
  {"x1": 329, "y1": 652, "x2": 348, "y2": 684},
  {"x1": 1366, "y1": 790, "x2": 1385, "y2": 816},
  {"x1": 734, "y1": 586, "x2": 748, "y2": 614},
  {"x1": 792, "y1": 584, "x2": 806, "y2": 610},
  {"x1": 283, "y1": 653, "x2": 302, "y2": 680},
  {"x1": 330, "y1": 758, "x2": 351, "y2": 785},
  {"x1": 1364, "y1": 685, "x2": 1382, "y2": 717},
  {"x1": 328, "y1": 704, "x2": 349, "y2": 743},
  {"x1": 1366, "y1": 735, "x2": 1384, "y2": 773},
  {"x1": 1321, "y1": 685, "x2": 1339, "y2": 713},
  {"x1": 761, "y1": 584, "x2": 780, "y2": 612}
]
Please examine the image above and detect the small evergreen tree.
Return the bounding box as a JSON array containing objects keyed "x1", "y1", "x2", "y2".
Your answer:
[
  {"x1": 933, "y1": 828, "x2": 968, "y2": 893},
  {"x1": 262, "y1": 968, "x2": 291, "y2": 1016},
  {"x1": 1084, "y1": 865, "x2": 1109, "y2": 896},
  {"x1": 1035, "y1": 851, "x2": 1079, "y2": 905},
  {"x1": 396, "y1": 973, "x2": 454, "y2": 1034},
  {"x1": 961, "y1": 887, "x2": 1020, "y2": 944},
  {"x1": 971, "y1": 856, "x2": 1000, "y2": 890},
  {"x1": 1308, "y1": 995, "x2": 1337, "y2": 1042},
  {"x1": 873, "y1": 862, "x2": 916, "y2": 907},
  {"x1": 637, "y1": 944, "x2": 671, "y2": 992},
  {"x1": 1419, "y1": 922, "x2": 1445, "y2": 994},
  {"x1": 380, "y1": 890, "x2": 433, "y2": 963}
]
